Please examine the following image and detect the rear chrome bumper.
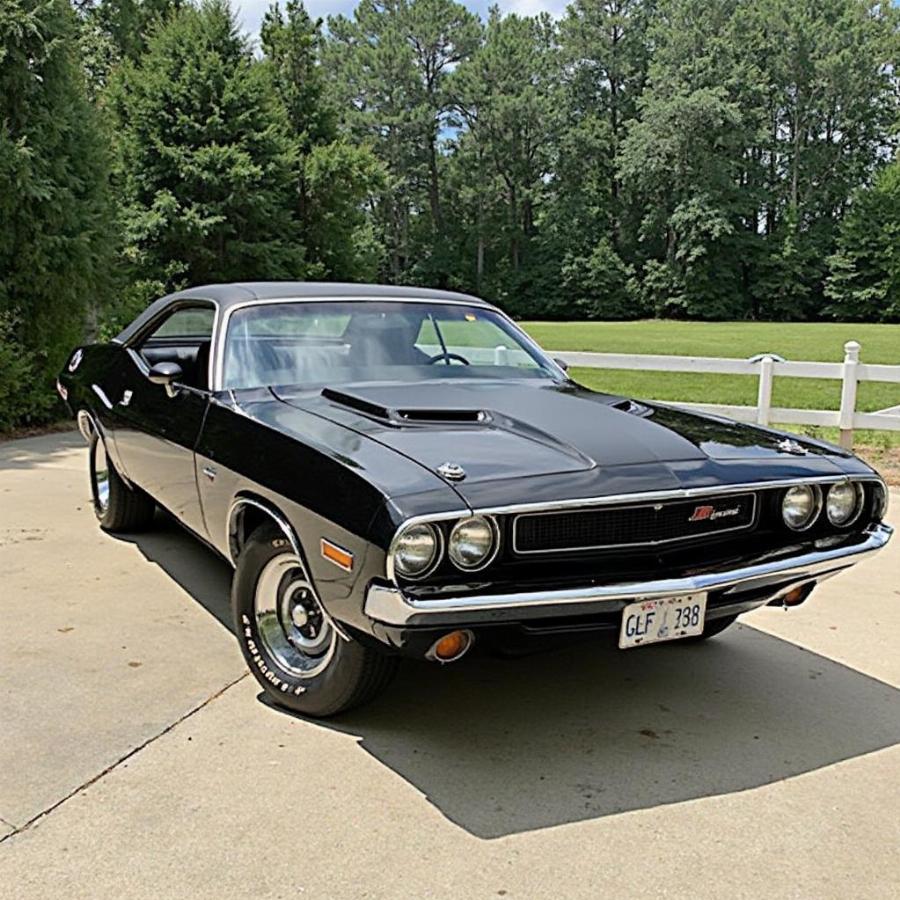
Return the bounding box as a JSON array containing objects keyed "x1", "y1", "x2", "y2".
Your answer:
[{"x1": 364, "y1": 524, "x2": 893, "y2": 627}]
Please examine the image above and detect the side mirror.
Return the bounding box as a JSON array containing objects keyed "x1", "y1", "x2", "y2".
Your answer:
[
  {"x1": 148, "y1": 361, "x2": 182, "y2": 397},
  {"x1": 553, "y1": 357, "x2": 569, "y2": 372}
]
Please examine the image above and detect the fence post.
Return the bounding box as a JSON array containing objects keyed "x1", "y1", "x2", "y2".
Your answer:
[
  {"x1": 756, "y1": 355, "x2": 775, "y2": 426},
  {"x1": 839, "y1": 341, "x2": 860, "y2": 450}
]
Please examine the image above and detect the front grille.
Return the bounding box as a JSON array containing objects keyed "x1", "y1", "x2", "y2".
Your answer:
[{"x1": 513, "y1": 493, "x2": 757, "y2": 554}]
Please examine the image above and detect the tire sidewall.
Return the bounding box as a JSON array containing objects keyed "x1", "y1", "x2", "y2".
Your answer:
[
  {"x1": 232, "y1": 525, "x2": 367, "y2": 716},
  {"x1": 89, "y1": 432, "x2": 111, "y2": 526}
]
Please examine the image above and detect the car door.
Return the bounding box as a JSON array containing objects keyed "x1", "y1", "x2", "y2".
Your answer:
[{"x1": 112, "y1": 302, "x2": 216, "y2": 538}]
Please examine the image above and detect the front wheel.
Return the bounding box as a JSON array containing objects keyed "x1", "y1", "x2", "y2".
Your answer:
[
  {"x1": 232, "y1": 523, "x2": 398, "y2": 717},
  {"x1": 89, "y1": 431, "x2": 156, "y2": 532}
]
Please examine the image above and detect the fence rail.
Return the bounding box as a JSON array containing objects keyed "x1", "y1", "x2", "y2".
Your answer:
[{"x1": 555, "y1": 341, "x2": 900, "y2": 449}]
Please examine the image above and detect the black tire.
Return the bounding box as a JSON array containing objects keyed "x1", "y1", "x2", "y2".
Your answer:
[
  {"x1": 686, "y1": 613, "x2": 739, "y2": 642},
  {"x1": 232, "y1": 523, "x2": 398, "y2": 717},
  {"x1": 89, "y1": 431, "x2": 156, "y2": 532}
]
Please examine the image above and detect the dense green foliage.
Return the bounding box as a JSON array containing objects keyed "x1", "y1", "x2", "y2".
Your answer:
[
  {"x1": 0, "y1": 0, "x2": 114, "y2": 427},
  {"x1": 0, "y1": 0, "x2": 898, "y2": 430}
]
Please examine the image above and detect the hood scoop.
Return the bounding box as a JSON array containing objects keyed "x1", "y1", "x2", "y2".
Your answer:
[{"x1": 321, "y1": 387, "x2": 488, "y2": 426}]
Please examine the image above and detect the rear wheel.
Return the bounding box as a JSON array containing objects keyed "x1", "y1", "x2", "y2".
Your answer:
[
  {"x1": 89, "y1": 431, "x2": 156, "y2": 532},
  {"x1": 232, "y1": 523, "x2": 398, "y2": 717}
]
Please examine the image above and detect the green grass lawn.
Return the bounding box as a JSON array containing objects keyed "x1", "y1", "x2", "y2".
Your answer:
[
  {"x1": 521, "y1": 319, "x2": 900, "y2": 363},
  {"x1": 520, "y1": 319, "x2": 900, "y2": 415},
  {"x1": 518, "y1": 320, "x2": 900, "y2": 459}
]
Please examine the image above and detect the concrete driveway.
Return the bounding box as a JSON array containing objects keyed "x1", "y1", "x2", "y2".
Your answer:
[{"x1": 1, "y1": 431, "x2": 898, "y2": 898}]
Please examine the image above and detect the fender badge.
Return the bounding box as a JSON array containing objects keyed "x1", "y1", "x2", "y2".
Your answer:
[
  {"x1": 67, "y1": 348, "x2": 83, "y2": 372},
  {"x1": 437, "y1": 462, "x2": 466, "y2": 482},
  {"x1": 777, "y1": 438, "x2": 808, "y2": 456}
]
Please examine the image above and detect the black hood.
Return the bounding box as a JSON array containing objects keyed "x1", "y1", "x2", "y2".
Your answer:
[{"x1": 272, "y1": 379, "x2": 855, "y2": 508}]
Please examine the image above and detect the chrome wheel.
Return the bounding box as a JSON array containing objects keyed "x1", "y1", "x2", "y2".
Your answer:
[
  {"x1": 92, "y1": 438, "x2": 110, "y2": 513},
  {"x1": 254, "y1": 553, "x2": 336, "y2": 678}
]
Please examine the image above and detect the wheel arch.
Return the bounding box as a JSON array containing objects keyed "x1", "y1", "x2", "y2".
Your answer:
[
  {"x1": 227, "y1": 493, "x2": 349, "y2": 641},
  {"x1": 228, "y1": 494, "x2": 301, "y2": 566}
]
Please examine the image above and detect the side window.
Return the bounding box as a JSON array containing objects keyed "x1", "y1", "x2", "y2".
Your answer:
[
  {"x1": 145, "y1": 307, "x2": 214, "y2": 341},
  {"x1": 137, "y1": 305, "x2": 215, "y2": 391}
]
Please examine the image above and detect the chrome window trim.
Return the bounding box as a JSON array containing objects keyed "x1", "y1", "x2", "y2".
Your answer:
[
  {"x1": 211, "y1": 295, "x2": 565, "y2": 392},
  {"x1": 511, "y1": 493, "x2": 758, "y2": 555}
]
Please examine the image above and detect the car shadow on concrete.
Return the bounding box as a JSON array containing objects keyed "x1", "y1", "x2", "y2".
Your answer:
[
  {"x1": 124, "y1": 515, "x2": 900, "y2": 840},
  {"x1": 118, "y1": 514, "x2": 235, "y2": 632}
]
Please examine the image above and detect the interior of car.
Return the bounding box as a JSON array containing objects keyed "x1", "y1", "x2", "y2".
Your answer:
[{"x1": 135, "y1": 305, "x2": 214, "y2": 391}]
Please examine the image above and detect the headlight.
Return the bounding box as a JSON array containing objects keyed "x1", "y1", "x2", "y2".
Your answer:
[
  {"x1": 392, "y1": 522, "x2": 440, "y2": 579},
  {"x1": 448, "y1": 516, "x2": 498, "y2": 571},
  {"x1": 826, "y1": 482, "x2": 863, "y2": 526},
  {"x1": 782, "y1": 485, "x2": 821, "y2": 531}
]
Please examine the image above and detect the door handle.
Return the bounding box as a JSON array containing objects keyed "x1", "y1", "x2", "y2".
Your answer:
[{"x1": 202, "y1": 465, "x2": 217, "y2": 482}]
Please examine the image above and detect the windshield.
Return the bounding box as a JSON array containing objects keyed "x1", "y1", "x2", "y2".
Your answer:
[{"x1": 222, "y1": 301, "x2": 558, "y2": 390}]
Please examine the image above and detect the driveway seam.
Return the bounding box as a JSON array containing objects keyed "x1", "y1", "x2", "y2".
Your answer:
[{"x1": 0, "y1": 672, "x2": 248, "y2": 846}]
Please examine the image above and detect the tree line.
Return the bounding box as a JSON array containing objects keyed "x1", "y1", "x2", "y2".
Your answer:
[{"x1": 1, "y1": 0, "x2": 898, "y2": 429}]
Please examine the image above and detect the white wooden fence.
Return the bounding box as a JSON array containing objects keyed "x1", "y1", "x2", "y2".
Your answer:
[{"x1": 555, "y1": 341, "x2": 900, "y2": 450}]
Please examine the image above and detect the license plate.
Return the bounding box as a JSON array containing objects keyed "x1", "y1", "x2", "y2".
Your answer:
[{"x1": 619, "y1": 593, "x2": 707, "y2": 649}]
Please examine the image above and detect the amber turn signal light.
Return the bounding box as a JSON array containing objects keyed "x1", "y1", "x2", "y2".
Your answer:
[
  {"x1": 782, "y1": 586, "x2": 807, "y2": 606},
  {"x1": 427, "y1": 630, "x2": 474, "y2": 663},
  {"x1": 320, "y1": 538, "x2": 353, "y2": 572}
]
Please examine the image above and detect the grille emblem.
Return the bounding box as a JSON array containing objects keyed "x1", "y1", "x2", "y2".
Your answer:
[
  {"x1": 689, "y1": 504, "x2": 741, "y2": 522},
  {"x1": 437, "y1": 462, "x2": 466, "y2": 481}
]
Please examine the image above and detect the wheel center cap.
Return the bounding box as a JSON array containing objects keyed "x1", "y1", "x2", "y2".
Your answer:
[{"x1": 291, "y1": 605, "x2": 309, "y2": 628}]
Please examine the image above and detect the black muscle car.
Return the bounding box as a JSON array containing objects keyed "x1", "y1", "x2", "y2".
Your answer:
[{"x1": 57, "y1": 283, "x2": 892, "y2": 716}]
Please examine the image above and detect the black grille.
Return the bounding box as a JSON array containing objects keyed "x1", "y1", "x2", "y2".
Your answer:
[{"x1": 513, "y1": 494, "x2": 757, "y2": 553}]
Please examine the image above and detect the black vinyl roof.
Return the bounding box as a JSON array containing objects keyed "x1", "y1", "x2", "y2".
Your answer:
[{"x1": 115, "y1": 281, "x2": 492, "y2": 343}]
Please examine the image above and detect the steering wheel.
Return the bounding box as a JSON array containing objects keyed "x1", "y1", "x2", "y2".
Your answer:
[{"x1": 427, "y1": 351, "x2": 471, "y2": 366}]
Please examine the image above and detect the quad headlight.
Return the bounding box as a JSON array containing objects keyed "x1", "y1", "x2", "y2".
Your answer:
[
  {"x1": 392, "y1": 522, "x2": 440, "y2": 579},
  {"x1": 448, "y1": 515, "x2": 499, "y2": 571},
  {"x1": 826, "y1": 481, "x2": 863, "y2": 527},
  {"x1": 782, "y1": 485, "x2": 821, "y2": 531}
]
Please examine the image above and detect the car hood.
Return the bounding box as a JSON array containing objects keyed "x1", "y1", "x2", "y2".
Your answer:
[{"x1": 272, "y1": 380, "x2": 853, "y2": 508}]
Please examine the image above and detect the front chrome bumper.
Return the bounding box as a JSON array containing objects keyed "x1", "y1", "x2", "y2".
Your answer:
[{"x1": 364, "y1": 524, "x2": 893, "y2": 627}]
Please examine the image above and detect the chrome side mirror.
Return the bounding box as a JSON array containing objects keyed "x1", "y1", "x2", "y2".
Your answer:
[{"x1": 148, "y1": 361, "x2": 182, "y2": 398}]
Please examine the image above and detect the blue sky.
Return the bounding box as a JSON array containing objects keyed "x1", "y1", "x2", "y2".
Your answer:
[{"x1": 235, "y1": 0, "x2": 568, "y2": 36}]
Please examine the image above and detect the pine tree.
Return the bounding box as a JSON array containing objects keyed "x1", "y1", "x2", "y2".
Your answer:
[
  {"x1": 825, "y1": 160, "x2": 900, "y2": 322},
  {"x1": 0, "y1": 0, "x2": 114, "y2": 427},
  {"x1": 109, "y1": 0, "x2": 306, "y2": 294},
  {"x1": 261, "y1": 1, "x2": 385, "y2": 280}
]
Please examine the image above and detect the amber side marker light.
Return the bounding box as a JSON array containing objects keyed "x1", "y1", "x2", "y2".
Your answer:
[
  {"x1": 427, "y1": 630, "x2": 474, "y2": 663},
  {"x1": 783, "y1": 586, "x2": 807, "y2": 606},
  {"x1": 320, "y1": 538, "x2": 353, "y2": 572}
]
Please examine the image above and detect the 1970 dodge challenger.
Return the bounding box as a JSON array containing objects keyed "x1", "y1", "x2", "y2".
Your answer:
[{"x1": 58, "y1": 283, "x2": 892, "y2": 716}]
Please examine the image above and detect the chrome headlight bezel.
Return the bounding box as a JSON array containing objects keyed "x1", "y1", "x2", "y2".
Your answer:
[
  {"x1": 781, "y1": 484, "x2": 822, "y2": 531},
  {"x1": 825, "y1": 481, "x2": 864, "y2": 528},
  {"x1": 447, "y1": 515, "x2": 500, "y2": 572},
  {"x1": 389, "y1": 521, "x2": 442, "y2": 581}
]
